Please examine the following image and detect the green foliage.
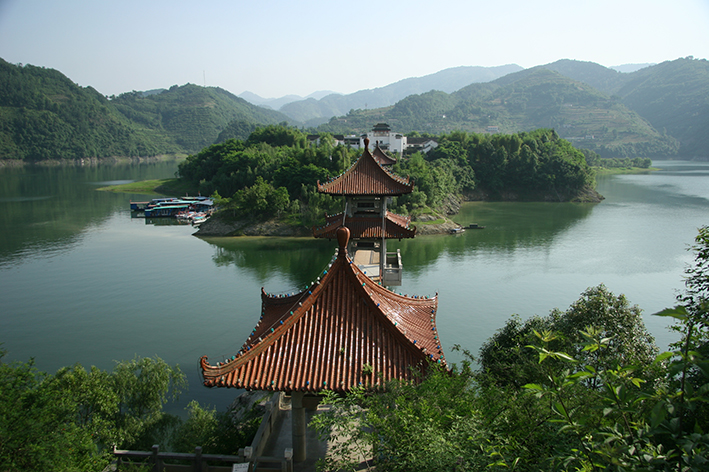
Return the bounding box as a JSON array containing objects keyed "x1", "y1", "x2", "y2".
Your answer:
[
  {"x1": 478, "y1": 284, "x2": 658, "y2": 390},
  {"x1": 245, "y1": 124, "x2": 306, "y2": 148},
  {"x1": 178, "y1": 125, "x2": 353, "y2": 225},
  {"x1": 0, "y1": 351, "x2": 102, "y2": 471},
  {"x1": 312, "y1": 227, "x2": 709, "y2": 471},
  {"x1": 0, "y1": 353, "x2": 186, "y2": 471},
  {"x1": 111, "y1": 84, "x2": 290, "y2": 152},
  {"x1": 0, "y1": 59, "x2": 179, "y2": 160},
  {"x1": 110, "y1": 356, "x2": 187, "y2": 449},
  {"x1": 215, "y1": 120, "x2": 258, "y2": 143},
  {"x1": 173, "y1": 400, "x2": 261, "y2": 455},
  {"x1": 181, "y1": 126, "x2": 598, "y2": 228},
  {"x1": 0, "y1": 351, "x2": 261, "y2": 470},
  {"x1": 311, "y1": 364, "x2": 491, "y2": 472},
  {"x1": 581, "y1": 148, "x2": 652, "y2": 169},
  {"x1": 416, "y1": 129, "x2": 596, "y2": 202},
  {"x1": 230, "y1": 176, "x2": 291, "y2": 220}
]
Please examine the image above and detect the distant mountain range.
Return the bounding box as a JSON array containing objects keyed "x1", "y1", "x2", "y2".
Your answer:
[
  {"x1": 239, "y1": 90, "x2": 337, "y2": 111},
  {"x1": 0, "y1": 56, "x2": 707, "y2": 161},
  {"x1": 242, "y1": 65, "x2": 523, "y2": 126},
  {"x1": 314, "y1": 57, "x2": 708, "y2": 159}
]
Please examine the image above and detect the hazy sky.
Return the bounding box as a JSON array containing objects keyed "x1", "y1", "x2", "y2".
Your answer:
[{"x1": 1, "y1": 0, "x2": 708, "y2": 99}]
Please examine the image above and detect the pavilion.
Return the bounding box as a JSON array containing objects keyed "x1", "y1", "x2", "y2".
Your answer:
[{"x1": 201, "y1": 139, "x2": 445, "y2": 462}]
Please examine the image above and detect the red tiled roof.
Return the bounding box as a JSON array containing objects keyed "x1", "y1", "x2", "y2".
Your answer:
[
  {"x1": 372, "y1": 145, "x2": 396, "y2": 166},
  {"x1": 313, "y1": 211, "x2": 416, "y2": 240},
  {"x1": 317, "y1": 138, "x2": 412, "y2": 196},
  {"x1": 200, "y1": 227, "x2": 444, "y2": 393}
]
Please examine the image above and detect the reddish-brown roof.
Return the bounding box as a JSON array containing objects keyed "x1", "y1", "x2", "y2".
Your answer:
[
  {"x1": 313, "y1": 211, "x2": 416, "y2": 240},
  {"x1": 372, "y1": 145, "x2": 397, "y2": 166},
  {"x1": 200, "y1": 227, "x2": 444, "y2": 393},
  {"x1": 317, "y1": 138, "x2": 412, "y2": 196}
]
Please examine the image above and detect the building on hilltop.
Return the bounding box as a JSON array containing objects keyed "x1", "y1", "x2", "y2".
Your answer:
[
  {"x1": 360, "y1": 123, "x2": 406, "y2": 154},
  {"x1": 307, "y1": 123, "x2": 439, "y2": 154},
  {"x1": 405, "y1": 136, "x2": 439, "y2": 154}
]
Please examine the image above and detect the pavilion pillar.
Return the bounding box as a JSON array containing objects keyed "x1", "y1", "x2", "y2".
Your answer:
[{"x1": 291, "y1": 391, "x2": 307, "y2": 462}]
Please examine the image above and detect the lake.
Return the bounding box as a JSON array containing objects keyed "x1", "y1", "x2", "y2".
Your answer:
[{"x1": 1, "y1": 159, "x2": 707, "y2": 412}]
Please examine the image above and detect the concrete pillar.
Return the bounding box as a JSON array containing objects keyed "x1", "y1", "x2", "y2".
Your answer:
[{"x1": 291, "y1": 391, "x2": 306, "y2": 462}]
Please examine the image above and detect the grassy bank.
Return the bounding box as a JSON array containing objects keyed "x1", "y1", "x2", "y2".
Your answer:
[
  {"x1": 97, "y1": 178, "x2": 196, "y2": 196},
  {"x1": 594, "y1": 166, "x2": 659, "y2": 175}
]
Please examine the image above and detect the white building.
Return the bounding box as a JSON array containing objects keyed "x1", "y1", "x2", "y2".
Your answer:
[
  {"x1": 312, "y1": 123, "x2": 438, "y2": 155},
  {"x1": 359, "y1": 123, "x2": 407, "y2": 154}
]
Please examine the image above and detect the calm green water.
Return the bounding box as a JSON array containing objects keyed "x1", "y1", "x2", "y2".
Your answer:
[{"x1": 1, "y1": 160, "x2": 707, "y2": 412}]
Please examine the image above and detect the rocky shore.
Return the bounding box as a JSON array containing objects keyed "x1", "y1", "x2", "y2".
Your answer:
[
  {"x1": 193, "y1": 190, "x2": 600, "y2": 238},
  {"x1": 194, "y1": 213, "x2": 462, "y2": 237}
]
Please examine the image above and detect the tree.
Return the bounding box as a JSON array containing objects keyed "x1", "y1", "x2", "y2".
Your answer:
[
  {"x1": 231, "y1": 177, "x2": 291, "y2": 220},
  {"x1": 549, "y1": 284, "x2": 658, "y2": 374},
  {"x1": 0, "y1": 351, "x2": 104, "y2": 471},
  {"x1": 674, "y1": 225, "x2": 709, "y2": 344},
  {"x1": 111, "y1": 356, "x2": 186, "y2": 449},
  {"x1": 174, "y1": 399, "x2": 262, "y2": 455},
  {"x1": 245, "y1": 124, "x2": 306, "y2": 148},
  {"x1": 478, "y1": 284, "x2": 658, "y2": 389},
  {"x1": 0, "y1": 352, "x2": 186, "y2": 470}
]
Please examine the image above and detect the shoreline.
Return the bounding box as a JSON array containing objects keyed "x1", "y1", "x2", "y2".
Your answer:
[
  {"x1": 100, "y1": 177, "x2": 615, "y2": 238},
  {"x1": 0, "y1": 154, "x2": 187, "y2": 168}
]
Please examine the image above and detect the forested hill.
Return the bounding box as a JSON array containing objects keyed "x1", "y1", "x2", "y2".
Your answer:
[
  {"x1": 0, "y1": 59, "x2": 177, "y2": 160},
  {"x1": 0, "y1": 59, "x2": 291, "y2": 161},
  {"x1": 110, "y1": 84, "x2": 289, "y2": 151},
  {"x1": 612, "y1": 58, "x2": 709, "y2": 157}
]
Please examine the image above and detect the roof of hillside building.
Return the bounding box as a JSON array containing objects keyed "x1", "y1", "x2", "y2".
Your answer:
[
  {"x1": 317, "y1": 138, "x2": 412, "y2": 196},
  {"x1": 372, "y1": 144, "x2": 397, "y2": 166},
  {"x1": 407, "y1": 137, "x2": 438, "y2": 145},
  {"x1": 313, "y1": 211, "x2": 416, "y2": 240},
  {"x1": 200, "y1": 226, "x2": 444, "y2": 393}
]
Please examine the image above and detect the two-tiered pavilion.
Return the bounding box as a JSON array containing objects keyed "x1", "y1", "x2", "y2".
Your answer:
[
  {"x1": 313, "y1": 139, "x2": 416, "y2": 286},
  {"x1": 200, "y1": 139, "x2": 444, "y2": 462}
]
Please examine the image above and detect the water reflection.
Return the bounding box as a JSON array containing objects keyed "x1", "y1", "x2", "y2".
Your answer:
[
  {"x1": 202, "y1": 236, "x2": 335, "y2": 287},
  {"x1": 392, "y1": 201, "x2": 597, "y2": 274},
  {"x1": 198, "y1": 198, "x2": 599, "y2": 290},
  {"x1": 0, "y1": 161, "x2": 181, "y2": 266}
]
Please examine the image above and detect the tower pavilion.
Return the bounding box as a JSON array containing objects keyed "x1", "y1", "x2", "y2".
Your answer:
[
  {"x1": 313, "y1": 138, "x2": 415, "y2": 286},
  {"x1": 200, "y1": 226, "x2": 445, "y2": 461}
]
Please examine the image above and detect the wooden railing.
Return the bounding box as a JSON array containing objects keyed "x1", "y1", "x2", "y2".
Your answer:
[
  {"x1": 111, "y1": 393, "x2": 292, "y2": 472},
  {"x1": 112, "y1": 445, "x2": 293, "y2": 472}
]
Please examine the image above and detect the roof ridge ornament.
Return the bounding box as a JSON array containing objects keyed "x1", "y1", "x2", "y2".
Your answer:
[{"x1": 337, "y1": 225, "x2": 350, "y2": 252}]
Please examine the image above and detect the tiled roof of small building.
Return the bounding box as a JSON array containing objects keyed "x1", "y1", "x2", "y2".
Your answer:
[
  {"x1": 200, "y1": 227, "x2": 444, "y2": 393},
  {"x1": 317, "y1": 138, "x2": 412, "y2": 196},
  {"x1": 372, "y1": 145, "x2": 397, "y2": 166},
  {"x1": 313, "y1": 211, "x2": 416, "y2": 240}
]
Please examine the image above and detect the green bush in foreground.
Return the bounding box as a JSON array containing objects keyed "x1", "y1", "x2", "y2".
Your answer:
[
  {"x1": 313, "y1": 227, "x2": 709, "y2": 472},
  {"x1": 0, "y1": 353, "x2": 260, "y2": 471}
]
